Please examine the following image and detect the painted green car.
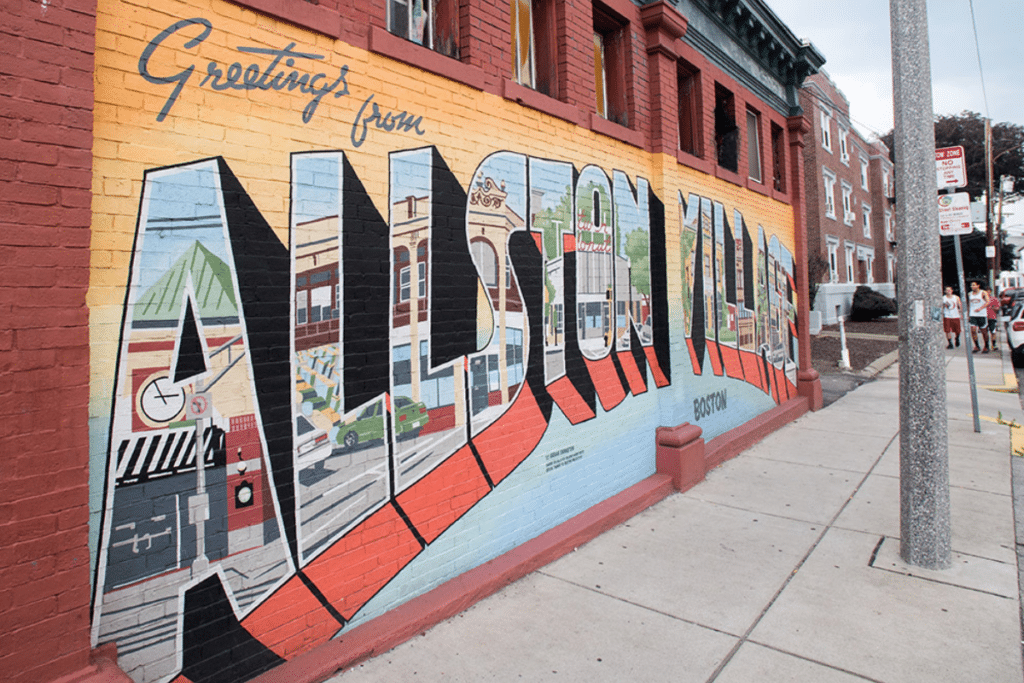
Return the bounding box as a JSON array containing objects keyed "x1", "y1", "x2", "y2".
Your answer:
[{"x1": 340, "y1": 396, "x2": 429, "y2": 449}]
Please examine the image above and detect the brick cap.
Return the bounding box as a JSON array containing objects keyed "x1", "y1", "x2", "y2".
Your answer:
[{"x1": 656, "y1": 423, "x2": 703, "y2": 448}]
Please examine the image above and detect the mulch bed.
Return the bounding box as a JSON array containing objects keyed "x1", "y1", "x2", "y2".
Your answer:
[{"x1": 811, "y1": 318, "x2": 899, "y2": 375}]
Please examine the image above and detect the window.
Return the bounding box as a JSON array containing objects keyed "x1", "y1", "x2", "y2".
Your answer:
[
  {"x1": 593, "y1": 3, "x2": 628, "y2": 126},
  {"x1": 887, "y1": 254, "x2": 894, "y2": 283},
  {"x1": 885, "y1": 210, "x2": 893, "y2": 241},
  {"x1": 820, "y1": 108, "x2": 832, "y2": 152},
  {"x1": 746, "y1": 109, "x2": 762, "y2": 183},
  {"x1": 826, "y1": 239, "x2": 839, "y2": 283},
  {"x1": 394, "y1": 246, "x2": 410, "y2": 303},
  {"x1": 388, "y1": 0, "x2": 459, "y2": 58},
  {"x1": 838, "y1": 127, "x2": 849, "y2": 165},
  {"x1": 511, "y1": 0, "x2": 558, "y2": 97},
  {"x1": 823, "y1": 169, "x2": 836, "y2": 219},
  {"x1": 770, "y1": 122, "x2": 785, "y2": 192},
  {"x1": 678, "y1": 60, "x2": 701, "y2": 157},
  {"x1": 860, "y1": 157, "x2": 869, "y2": 190},
  {"x1": 399, "y1": 266, "x2": 411, "y2": 302},
  {"x1": 471, "y1": 239, "x2": 498, "y2": 287},
  {"x1": 862, "y1": 204, "x2": 872, "y2": 238},
  {"x1": 882, "y1": 169, "x2": 892, "y2": 198},
  {"x1": 844, "y1": 243, "x2": 855, "y2": 282},
  {"x1": 841, "y1": 182, "x2": 853, "y2": 225},
  {"x1": 714, "y1": 84, "x2": 738, "y2": 172}
]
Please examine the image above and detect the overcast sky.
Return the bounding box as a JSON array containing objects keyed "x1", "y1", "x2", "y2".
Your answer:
[{"x1": 767, "y1": 0, "x2": 1024, "y2": 141}]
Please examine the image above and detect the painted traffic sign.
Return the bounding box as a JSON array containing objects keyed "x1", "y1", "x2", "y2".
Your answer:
[
  {"x1": 938, "y1": 192, "x2": 972, "y2": 235},
  {"x1": 935, "y1": 146, "x2": 967, "y2": 189},
  {"x1": 185, "y1": 392, "x2": 211, "y2": 419}
]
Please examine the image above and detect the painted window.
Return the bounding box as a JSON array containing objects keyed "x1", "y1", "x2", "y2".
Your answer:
[
  {"x1": 388, "y1": 0, "x2": 459, "y2": 58},
  {"x1": 399, "y1": 266, "x2": 411, "y2": 302},
  {"x1": 678, "y1": 59, "x2": 701, "y2": 157},
  {"x1": 746, "y1": 108, "x2": 762, "y2": 183},
  {"x1": 472, "y1": 239, "x2": 498, "y2": 287},
  {"x1": 823, "y1": 168, "x2": 837, "y2": 219}
]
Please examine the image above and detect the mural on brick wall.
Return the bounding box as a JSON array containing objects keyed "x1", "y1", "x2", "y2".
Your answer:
[{"x1": 88, "y1": 6, "x2": 799, "y2": 683}]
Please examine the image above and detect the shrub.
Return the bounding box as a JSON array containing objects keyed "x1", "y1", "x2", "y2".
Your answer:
[{"x1": 849, "y1": 285, "x2": 897, "y2": 321}]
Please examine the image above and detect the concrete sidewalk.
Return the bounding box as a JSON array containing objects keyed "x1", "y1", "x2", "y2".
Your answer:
[{"x1": 330, "y1": 347, "x2": 1024, "y2": 683}]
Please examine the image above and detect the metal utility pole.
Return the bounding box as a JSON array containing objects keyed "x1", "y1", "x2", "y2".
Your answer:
[
  {"x1": 986, "y1": 119, "x2": 995, "y2": 286},
  {"x1": 890, "y1": 0, "x2": 952, "y2": 569}
]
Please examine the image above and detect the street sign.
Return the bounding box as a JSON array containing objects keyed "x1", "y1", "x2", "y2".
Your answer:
[
  {"x1": 938, "y1": 192, "x2": 972, "y2": 235},
  {"x1": 185, "y1": 392, "x2": 211, "y2": 419},
  {"x1": 935, "y1": 146, "x2": 967, "y2": 189}
]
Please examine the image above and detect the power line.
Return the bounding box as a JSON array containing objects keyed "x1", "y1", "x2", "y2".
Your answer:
[{"x1": 966, "y1": 0, "x2": 991, "y2": 119}]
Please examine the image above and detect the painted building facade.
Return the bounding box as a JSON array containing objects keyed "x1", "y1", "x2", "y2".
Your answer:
[
  {"x1": 1, "y1": 1, "x2": 825, "y2": 682},
  {"x1": 800, "y1": 72, "x2": 897, "y2": 324}
]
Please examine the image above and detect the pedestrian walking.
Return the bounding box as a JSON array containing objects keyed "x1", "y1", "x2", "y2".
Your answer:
[
  {"x1": 942, "y1": 285, "x2": 962, "y2": 349},
  {"x1": 986, "y1": 287, "x2": 1000, "y2": 351},
  {"x1": 967, "y1": 280, "x2": 990, "y2": 353}
]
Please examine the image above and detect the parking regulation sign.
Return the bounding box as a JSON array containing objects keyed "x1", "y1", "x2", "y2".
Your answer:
[
  {"x1": 935, "y1": 146, "x2": 967, "y2": 189},
  {"x1": 938, "y1": 192, "x2": 972, "y2": 235}
]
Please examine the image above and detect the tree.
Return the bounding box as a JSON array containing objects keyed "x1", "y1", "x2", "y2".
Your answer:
[
  {"x1": 881, "y1": 111, "x2": 1024, "y2": 201},
  {"x1": 939, "y1": 231, "x2": 1016, "y2": 290}
]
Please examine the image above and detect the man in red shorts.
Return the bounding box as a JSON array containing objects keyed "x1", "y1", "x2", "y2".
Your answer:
[{"x1": 942, "y1": 285, "x2": 962, "y2": 349}]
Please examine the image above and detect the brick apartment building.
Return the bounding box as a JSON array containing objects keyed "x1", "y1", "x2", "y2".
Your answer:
[
  {"x1": 800, "y1": 72, "x2": 896, "y2": 324},
  {"x1": 2, "y1": 1, "x2": 825, "y2": 682}
]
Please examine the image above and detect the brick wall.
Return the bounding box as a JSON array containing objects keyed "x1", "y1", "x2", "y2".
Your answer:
[{"x1": 0, "y1": 1, "x2": 97, "y2": 682}]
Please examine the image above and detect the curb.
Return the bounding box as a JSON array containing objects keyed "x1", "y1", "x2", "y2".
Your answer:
[{"x1": 857, "y1": 349, "x2": 899, "y2": 378}]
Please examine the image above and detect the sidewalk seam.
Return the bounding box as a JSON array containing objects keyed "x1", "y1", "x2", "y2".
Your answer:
[{"x1": 702, "y1": 429, "x2": 900, "y2": 683}]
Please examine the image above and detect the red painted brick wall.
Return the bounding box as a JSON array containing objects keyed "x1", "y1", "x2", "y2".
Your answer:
[{"x1": 0, "y1": 1, "x2": 96, "y2": 682}]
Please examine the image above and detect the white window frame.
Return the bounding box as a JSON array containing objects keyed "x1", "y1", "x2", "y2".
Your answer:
[
  {"x1": 399, "y1": 265, "x2": 411, "y2": 302},
  {"x1": 862, "y1": 203, "x2": 872, "y2": 239},
  {"x1": 820, "y1": 108, "x2": 832, "y2": 152},
  {"x1": 860, "y1": 157, "x2": 869, "y2": 190},
  {"x1": 857, "y1": 245, "x2": 875, "y2": 284},
  {"x1": 844, "y1": 242, "x2": 855, "y2": 283},
  {"x1": 887, "y1": 253, "x2": 894, "y2": 283},
  {"x1": 826, "y1": 237, "x2": 840, "y2": 283},
  {"x1": 823, "y1": 168, "x2": 837, "y2": 220},
  {"x1": 838, "y1": 127, "x2": 849, "y2": 165},
  {"x1": 841, "y1": 182, "x2": 854, "y2": 226},
  {"x1": 882, "y1": 169, "x2": 891, "y2": 198},
  {"x1": 885, "y1": 210, "x2": 893, "y2": 241}
]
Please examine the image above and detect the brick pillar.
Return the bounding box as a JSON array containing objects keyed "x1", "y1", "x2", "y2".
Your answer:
[
  {"x1": 788, "y1": 114, "x2": 823, "y2": 410},
  {"x1": 639, "y1": 1, "x2": 687, "y2": 155},
  {"x1": 0, "y1": 1, "x2": 127, "y2": 681}
]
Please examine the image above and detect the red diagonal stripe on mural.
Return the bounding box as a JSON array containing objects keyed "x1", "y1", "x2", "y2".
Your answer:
[
  {"x1": 396, "y1": 444, "x2": 491, "y2": 544},
  {"x1": 684, "y1": 338, "x2": 702, "y2": 375},
  {"x1": 616, "y1": 350, "x2": 646, "y2": 395},
  {"x1": 547, "y1": 375, "x2": 596, "y2": 424},
  {"x1": 472, "y1": 383, "x2": 549, "y2": 483},
  {"x1": 302, "y1": 502, "x2": 422, "y2": 619},
  {"x1": 739, "y1": 349, "x2": 768, "y2": 394},
  {"x1": 719, "y1": 344, "x2": 744, "y2": 380},
  {"x1": 643, "y1": 345, "x2": 670, "y2": 387},
  {"x1": 240, "y1": 575, "x2": 340, "y2": 658},
  {"x1": 705, "y1": 341, "x2": 724, "y2": 376},
  {"x1": 585, "y1": 354, "x2": 627, "y2": 411}
]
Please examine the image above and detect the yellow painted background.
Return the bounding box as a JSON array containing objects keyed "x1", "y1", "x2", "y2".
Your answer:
[{"x1": 89, "y1": 0, "x2": 797, "y2": 419}]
